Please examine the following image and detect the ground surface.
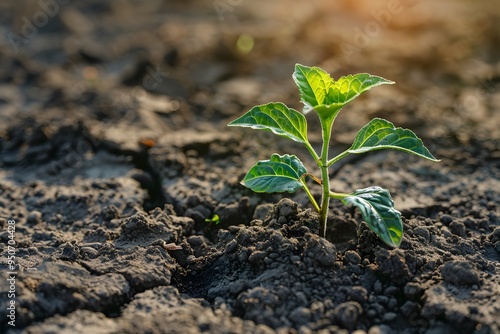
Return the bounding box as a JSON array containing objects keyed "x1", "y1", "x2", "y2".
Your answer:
[{"x1": 0, "y1": 0, "x2": 499, "y2": 333}]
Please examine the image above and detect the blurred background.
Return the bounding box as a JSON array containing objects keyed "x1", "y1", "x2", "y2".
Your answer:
[
  {"x1": 1, "y1": 0, "x2": 499, "y2": 131},
  {"x1": 0, "y1": 0, "x2": 498, "y2": 187}
]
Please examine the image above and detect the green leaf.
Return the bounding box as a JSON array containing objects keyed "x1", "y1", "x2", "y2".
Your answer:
[
  {"x1": 326, "y1": 73, "x2": 394, "y2": 106},
  {"x1": 228, "y1": 102, "x2": 308, "y2": 144},
  {"x1": 293, "y1": 64, "x2": 394, "y2": 127},
  {"x1": 293, "y1": 64, "x2": 333, "y2": 114},
  {"x1": 293, "y1": 64, "x2": 394, "y2": 114},
  {"x1": 342, "y1": 186, "x2": 403, "y2": 247},
  {"x1": 242, "y1": 154, "x2": 307, "y2": 193},
  {"x1": 348, "y1": 118, "x2": 440, "y2": 161},
  {"x1": 205, "y1": 214, "x2": 220, "y2": 225}
]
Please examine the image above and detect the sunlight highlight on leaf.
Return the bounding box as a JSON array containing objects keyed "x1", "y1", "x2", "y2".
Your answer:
[
  {"x1": 348, "y1": 118, "x2": 440, "y2": 161},
  {"x1": 242, "y1": 154, "x2": 307, "y2": 193},
  {"x1": 343, "y1": 186, "x2": 403, "y2": 247},
  {"x1": 228, "y1": 102, "x2": 308, "y2": 144}
]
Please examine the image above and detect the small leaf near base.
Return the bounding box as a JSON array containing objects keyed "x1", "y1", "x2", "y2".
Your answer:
[
  {"x1": 342, "y1": 186, "x2": 403, "y2": 247},
  {"x1": 242, "y1": 153, "x2": 307, "y2": 193}
]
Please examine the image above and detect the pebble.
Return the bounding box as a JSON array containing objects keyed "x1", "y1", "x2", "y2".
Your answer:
[
  {"x1": 368, "y1": 324, "x2": 393, "y2": 334},
  {"x1": 81, "y1": 247, "x2": 99, "y2": 259},
  {"x1": 228, "y1": 226, "x2": 240, "y2": 234},
  {"x1": 463, "y1": 217, "x2": 476, "y2": 229},
  {"x1": 229, "y1": 280, "x2": 248, "y2": 295},
  {"x1": 376, "y1": 295, "x2": 388, "y2": 305},
  {"x1": 441, "y1": 261, "x2": 480, "y2": 286},
  {"x1": 297, "y1": 326, "x2": 313, "y2": 334},
  {"x1": 382, "y1": 312, "x2": 397, "y2": 322},
  {"x1": 440, "y1": 214, "x2": 453, "y2": 225},
  {"x1": 255, "y1": 324, "x2": 275, "y2": 334},
  {"x1": 238, "y1": 250, "x2": 248, "y2": 263},
  {"x1": 345, "y1": 250, "x2": 361, "y2": 264},
  {"x1": 225, "y1": 240, "x2": 238, "y2": 253},
  {"x1": 27, "y1": 211, "x2": 43, "y2": 224},
  {"x1": 253, "y1": 203, "x2": 274, "y2": 221},
  {"x1": 248, "y1": 251, "x2": 267, "y2": 264},
  {"x1": 449, "y1": 221, "x2": 466, "y2": 237},
  {"x1": 384, "y1": 286, "x2": 398, "y2": 296},
  {"x1": 387, "y1": 297, "x2": 398, "y2": 310},
  {"x1": 404, "y1": 282, "x2": 424, "y2": 300},
  {"x1": 400, "y1": 301, "x2": 417, "y2": 317},
  {"x1": 277, "y1": 198, "x2": 298, "y2": 218},
  {"x1": 440, "y1": 226, "x2": 453, "y2": 238},
  {"x1": 348, "y1": 286, "x2": 368, "y2": 303},
  {"x1": 334, "y1": 301, "x2": 362, "y2": 331},
  {"x1": 268, "y1": 252, "x2": 280, "y2": 259},
  {"x1": 413, "y1": 226, "x2": 430, "y2": 242},
  {"x1": 290, "y1": 307, "x2": 312, "y2": 325},
  {"x1": 305, "y1": 235, "x2": 337, "y2": 267}
]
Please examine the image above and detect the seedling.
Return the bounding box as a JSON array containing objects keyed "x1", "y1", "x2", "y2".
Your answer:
[
  {"x1": 205, "y1": 214, "x2": 221, "y2": 225},
  {"x1": 228, "y1": 64, "x2": 439, "y2": 247}
]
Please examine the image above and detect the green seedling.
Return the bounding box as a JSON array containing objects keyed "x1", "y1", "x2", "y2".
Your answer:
[
  {"x1": 228, "y1": 64, "x2": 439, "y2": 247},
  {"x1": 205, "y1": 214, "x2": 220, "y2": 225}
]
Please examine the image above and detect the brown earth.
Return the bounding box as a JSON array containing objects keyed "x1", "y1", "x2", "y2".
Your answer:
[{"x1": 0, "y1": 0, "x2": 499, "y2": 333}]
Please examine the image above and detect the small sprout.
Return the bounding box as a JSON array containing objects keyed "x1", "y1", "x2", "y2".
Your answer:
[
  {"x1": 229, "y1": 64, "x2": 439, "y2": 247},
  {"x1": 205, "y1": 214, "x2": 220, "y2": 225}
]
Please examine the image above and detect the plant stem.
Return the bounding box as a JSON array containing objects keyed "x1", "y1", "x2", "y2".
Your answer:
[
  {"x1": 328, "y1": 191, "x2": 350, "y2": 199},
  {"x1": 301, "y1": 180, "x2": 320, "y2": 212},
  {"x1": 327, "y1": 150, "x2": 350, "y2": 167},
  {"x1": 319, "y1": 165, "x2": 330, "y2": 238},
  {"x1": 319, "y1": 120, "x2": 333, "y2": 238}
]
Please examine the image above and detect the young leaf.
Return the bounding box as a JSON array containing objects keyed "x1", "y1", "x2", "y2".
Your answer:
[
  {"x1": 293, "y1": 64, "x2": 333, "y2": 114},
  {"x1": 293, "y1": 64, "x2": 394, "y2": 126},
  {"x1": 342, "y1": 186, "x2": 403, "y2": 247},
  {"x1": 242, "y1": 154, "x2": 307, "y2": 193},
  {"x1": 326, "y1": 73, "x2": 394, "y2": 106},
  {"x1": 205, "y1": 214, "x2": 220, "y2": 225},
  {"x1": 348, "y1": 118, "x2": 440, "y2": 161},
  {"x1": 228, "y1": 102, "x2": 308, "y2": 144}
]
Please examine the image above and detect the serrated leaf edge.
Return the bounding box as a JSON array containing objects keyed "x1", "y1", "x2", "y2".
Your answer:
[
  {"x1": 348, "y1": 118, "x2": 440, "y2": 161},
  {"x1": 228, "y1": 102, "x2": 308, "y2": 144}
]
